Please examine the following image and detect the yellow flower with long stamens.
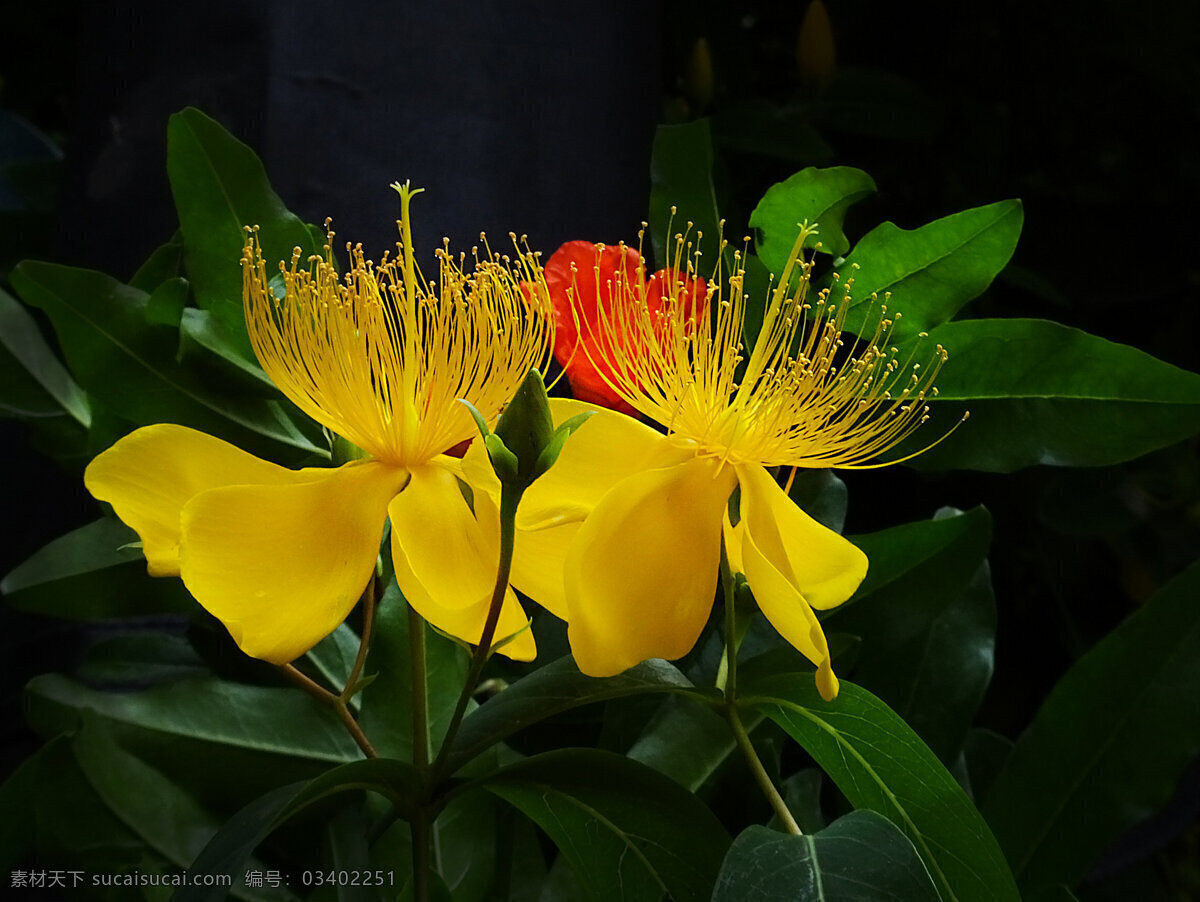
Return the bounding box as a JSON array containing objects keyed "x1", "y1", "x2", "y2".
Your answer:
[
  {"x1": 85, "y1": 183, "x2": 553, "y2": 664},
  {"x1": 494, "y1": 222, "x2": 956, "y2": 699}
]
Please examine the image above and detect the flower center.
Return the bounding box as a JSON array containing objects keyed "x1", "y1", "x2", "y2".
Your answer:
[{"x1": 241, "y1": 184, "x2": 553, "y2": 467}]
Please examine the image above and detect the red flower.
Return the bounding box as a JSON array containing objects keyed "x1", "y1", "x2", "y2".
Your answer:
[{"x1": 542, "y1": 240, "x2": 708, "y2": 415}]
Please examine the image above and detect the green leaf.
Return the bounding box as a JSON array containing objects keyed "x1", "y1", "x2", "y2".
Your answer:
[
  {"x1": 742, "y1": 675, "x2": 1020, "y2": 902},
  {"x1": 10, "y1": 260, "x2": 325, "y2": 456},
  {"x1": 837, "y1": 200, "x2": 1023, "y2": 341},
  {"x1": 76, "y1": 633, "x2": 208, "y2": 686},
  {"x1": 178, "y1": 307, "x2": 277, "y2": 391},
  {"x1": 444, "y1": 655, "x2": 695, "y2": 774},
  {"x1": 144, "y1": 276, "x2": 188, "y2": 328},
  {"x1": 750, "y1": 166, "x2": 876, "y2": 263},
  {"x1": 306, "y1": 623, "x2": 361, "y2": 699},
  {"x1": 72, "y1": 712, "x2": 288, "y2": 902},
  {"x1": 25, "y1": 672, "x2": 361, "y2": 764},
  {"x1": 787, "y1": 468, "x2": 847, "y2": 533},
  {"x1": 167, "y1": 107, "x2": 320, "y2": 358},
  {"x1": 627, "y1": 695, "x2": 750, "y2": 792},
  {"x1": 179, "y1": 758, "x2": 420, "y2": 902},
  {"x1": 477, "y1": 749, "x2": 730, "y2": 902},
  {"x1": 357, "y1": 580, "x2": 468, "y2": 762},
  {"x1": 0, "y1": 284, "x2": 90, "y2": 425},
  {"x1": 0, "y1": 737, "x2": 54, "y2": 870},
  {"x1": 129, "y1": 230, "x2": 186, "y2": 293},
  {"x1": 832, "y1": 508, "x2": 995, "y2": 762},
  {"x1": 981, "y1": 560, "x2": 1200, "y2": 892},
  {"x1": 712, "y1": 813, "x2": 941, "y2": 902},
  {"x1": 648, "y1": 119, "x2": 722, "y2": 274},
  {"x1": 962, "y1": 729, "x2": 1013, "y2": 802},
  {"x1": 896, "y1": 318, "x2": 1200, "y2": 471},
  {"x1": 1, "y1": 517, "x2": 195, "y2": 619}
]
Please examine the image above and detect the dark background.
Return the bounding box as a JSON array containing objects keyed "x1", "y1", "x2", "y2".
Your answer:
[{"x1": 2, "y1": 0, "x2": 1199, "y2": 895}]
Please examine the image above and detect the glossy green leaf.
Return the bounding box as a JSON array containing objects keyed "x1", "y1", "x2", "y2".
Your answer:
[
  {"x1": 742, "y1": 675, "x2": 1020, "y2": 902},
  {"x1": 25, "y1": 672, "x2": 361, "y2": 764},
  {"x1": 981, "y1": 560, "x2": 1200, "y2": 892},
  {"x1": 1, "y1": 517, "x2": 195, "y2": 619},
  {"x1": 897, "y1": 318, "x2": 1200, "y2": 471},
  {"x1": 167, "y1": 107, "x2": 320, "y2": 358},
  {"x1": 648, "y1": 118, "x2": 722, "y2": 273},
  {"x1": 0, "y1": 284, "x2": 89, "y2": 425},
  {"x1": 750, "y1": 166, "x2": 876, "y2": 263},
  {"x1": 444, "y1": 655, "x2": 695, "y2": 774},
  {"x1": 178, "y1": 758, "x2": 420, "y2": 902},
  {"x1": 10, "y1": 260, "x2": 324, "y2": 456},
  {"x1": 837, "y1": 200, "x2": 1023, "y2": 341},
  {"x1": 478, "y1": 749, "x2": 730, "y2": 902},
  {"x1": 712, "y1": 813, "x2": 940, "y2": 902},
  {"x1": 357, "y1": 580, "x2": 468, "y2": 762},
  {"x1": 833, "y1": 508, "x2": 995, "y2": 763}
]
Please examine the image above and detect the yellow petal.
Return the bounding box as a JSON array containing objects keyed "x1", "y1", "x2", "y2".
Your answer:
[
  {"x1": 735, "y1": 463, "x2": 866, "y2": 702},
  {"x1": 565, "y1": 457, "x2": 737, "y2": 677},
  {"x1": 84, "y1": 424, "x2": 321, "y2": 577},
  {"x1": 389, "y1": 463, "x2": 535, "y2": 660},
  {"x1": 517, "y1": 400, "x2": 689, "y2": 530},
  {"x1": 511, "y1": 521, "x2": 580, "y2": 621},
  {"x1": 722, "y1": 510, "x2": 746, "y2": 575},
  {"x1": 388, "y1": 463, "x2": 500, "y2": 610},
  {"x1": 390, "y1": 486, "x2": 535, "y2": 661},
  {"x1": 735, "y1": 463, "x2": 867, "y2": 610},
  {"x1": 180, "y1": 461, "x2": 408, "y2": 664}
]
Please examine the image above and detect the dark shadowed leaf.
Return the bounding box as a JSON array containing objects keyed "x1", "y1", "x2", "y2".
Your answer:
[
  {"x1": 712, "y1": 813, "x2": 940, "y2": 902},
  {"x1": 478, "y1": 749, "x2": 729, "y2": 902},
  {"x1": 648, "y1": 119, "x2": 722, "y2": 273},
  {"x1": 981, "y1": 560, "x2": 1200, "y2": 892}
]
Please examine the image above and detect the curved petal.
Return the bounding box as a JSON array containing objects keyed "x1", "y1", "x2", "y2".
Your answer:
[
  {"x1": 388, "y1": 463, "x2": 499, "y2": 611},
  {"x1": 735, "y1": 463, "x2": 867, "y2": 610},
  {"x1": 565, "y1": 457, "x2": 737, "y2": 677},
  {"x1": 735, "y1": 463, "x2": 866, "y2": 702},
  {"x1": 518, "y1": 400, "x2": 688, "y2": 530},
  {"x1": 180, "y1": 460, "x2": 408, "y2": 664},
  {"x1": 84, "y1": 424, "x2": 321, "y2": 577},
  {"x1": 740, "y1": 527, "x2": 840, "y2": 701},
  {"x1": 390, "y1": 487, "x2": 535, "y2": 662},
  {"x1": 510, "y1": 520, "x2": 580, "y2": 621}
]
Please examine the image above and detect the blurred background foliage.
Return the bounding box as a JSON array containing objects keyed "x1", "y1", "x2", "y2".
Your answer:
[{"x1": 2, "y1": 1, "x2": 1199, "y2": 898}]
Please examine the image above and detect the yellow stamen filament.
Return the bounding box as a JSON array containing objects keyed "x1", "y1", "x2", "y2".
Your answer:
[
  {"x1": 577, "y1": 222, "x2": 962, "y2": 469},
  {"x1": 241, "y1": 183, "x2": 553, "y2": 466}
]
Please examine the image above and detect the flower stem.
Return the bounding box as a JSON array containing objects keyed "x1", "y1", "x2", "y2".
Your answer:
[
  {"x1": 340, "y1": 571, "x2": 377, "y2": 703},
  {"x1": 719, "y1": 538, "x2": 801, "y2": 836},
  {"x1": 409, "y1": 602, "x2": 430, "y2": 770},
  {"x1": 278, "y1": 663, "x2": 377, "y2": 759},
  {"x1": 432, "y1": 483, "x2": 520, "y2": 780}
]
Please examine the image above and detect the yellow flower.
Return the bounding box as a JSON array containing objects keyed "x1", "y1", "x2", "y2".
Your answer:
[
  {"x1": 85, "y1": 184, "x2": 552, "y2": 664},
  {"x1": 492, "y1": 225, "x2": 952, "y2": 699}
]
